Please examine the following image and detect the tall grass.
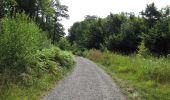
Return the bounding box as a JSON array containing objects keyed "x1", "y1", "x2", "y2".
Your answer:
[{"x1": 86, "y1": 49, "x2": 170, "y2": 100}]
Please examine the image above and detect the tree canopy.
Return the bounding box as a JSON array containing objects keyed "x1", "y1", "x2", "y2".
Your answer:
[
  {"x1": 68, "y1": 3, "x2": 170, "y2": 55},
  {"x1": 0, "y1": 0, "x2": 69, "y2": 43}
]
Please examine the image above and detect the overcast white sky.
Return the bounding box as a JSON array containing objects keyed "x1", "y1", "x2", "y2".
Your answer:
[{"x1": 60, "y1": 0, "x2": 170, "y2": 34}]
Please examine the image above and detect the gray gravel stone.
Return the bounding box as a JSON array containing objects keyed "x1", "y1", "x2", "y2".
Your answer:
[{"x1": 42, "y1": 57, "x2": 127, "y2": 100}]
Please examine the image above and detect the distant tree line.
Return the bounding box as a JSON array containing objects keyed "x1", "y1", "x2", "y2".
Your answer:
[
  {"x1": 0, "y1": 0, "x2": 69, "y2": 43},
  {"x1": 68, "y1": 3, "x2": 170, "y2": 55}
]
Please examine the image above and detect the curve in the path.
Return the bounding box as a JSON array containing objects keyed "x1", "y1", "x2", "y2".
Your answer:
[{"x1": 42, "y1": 57, "x2": 127, "y2": 100}]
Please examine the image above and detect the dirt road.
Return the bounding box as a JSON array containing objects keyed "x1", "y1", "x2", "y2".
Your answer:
[{"x1": 42, "y1": 57, "x2": 126, "y2": 100}]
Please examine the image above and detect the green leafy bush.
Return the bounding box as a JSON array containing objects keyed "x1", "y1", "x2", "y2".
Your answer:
[
  {"x1": 0, "y1": 13, "x2": 49, "y2": 84},
  {"x1": 0, "y1": 46, "x2": 75, "y2": 99},
  {"x1": 19, "y1": 46, "x2": 75, "y2": 86},
  {"x1": 57, "y1": 38, "x2": 72, "y2": 51},
  {"x1": 36, "y1": 46, "x2": 75, "y2": 71},
  {"x1": 137, "y1": 40, "x2": 150, "y2": 57}
]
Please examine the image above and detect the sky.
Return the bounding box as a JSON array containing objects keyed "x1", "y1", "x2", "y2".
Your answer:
[{"x1": 60, "y1": 0, "x2": 170, "y2": 34}]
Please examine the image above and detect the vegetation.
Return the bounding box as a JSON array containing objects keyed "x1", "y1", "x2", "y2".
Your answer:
[
  {"x1": 68, "y1": 3, "x2": 170, "y2": 100},
  {"x1": 0, "y1": 46, "x2": 74, "y2": 100},
  {"x1": 0, "y1": 0, "x2": 69, "y2": 43},
  {"x1": 1, "y1": 0, "x2": 170, "y2": 99},
  {"x1": 68, "y1": 3, "x2": 170, "y2": 55},
  {"x1": 57, "y1": 37, "x2": 72, "y2": 51},
  {"x1": 0, "y1": 0, "x2": 75, "y2": 99},
  {"x1": 86, "y1": 50, "x2": 170, "y2": 100}
]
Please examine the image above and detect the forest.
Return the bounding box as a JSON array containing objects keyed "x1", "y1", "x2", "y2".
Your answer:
[
  {"x1": 0, "y1": 0, "x2": 170, "y2": 100},
  {"x1": 68, "y1": 3, "x2": 170, "y2": 56}
]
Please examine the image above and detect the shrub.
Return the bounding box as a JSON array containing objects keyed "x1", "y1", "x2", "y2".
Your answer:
[
  {"x1": 57, "y1": 38, "x2": 72, "y2": 51},
  {"x1": 138, "y1": 40, "x2": 150, "y2": 57},
  {"x1": 34, "y1": 46, "x2": 75, "y2": 78},
  {"x1": 86, "y1": 49, "x2": 104, "y2": 62},
  {"x1": 0, "y1": 13, "x2": 49, "y2": 84},
  {"x1": 0, "y1": 46, "x2": 75, "y2": 99}
]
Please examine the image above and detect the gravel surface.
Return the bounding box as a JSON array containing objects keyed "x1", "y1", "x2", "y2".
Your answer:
[{"x1": 42, "y1": 57, "x2": 127, "y2": 100}]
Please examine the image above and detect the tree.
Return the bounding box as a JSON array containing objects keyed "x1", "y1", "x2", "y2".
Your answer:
[
  {"x1": 68, "y1": 3, "x2": 170, "y2": 55},
  {"x1": 141, "y1": 3, "x2": 170, "y2": 55},
  {"x1": 68, "y1": 14, "x2": 145, "y2": 54},
  {"x1": 144, "y1": 17, "x2": 170, "y2": 55},
  {"x1": 115, "y1": 17, "x2": 144, "y2": 53},
  {"x1": 87, "y1": 18, "x2": 105, "y2": 49},
  {"x1": 68, "y1": 15, "x2": 104, "y2": 49},
  {"x1": 68, "y1": 22, "x2": 81, "y2": 44},
  {"x1": 105, "y1": 13, "x2": 127, "y2": 35},
  {"x1": 0, "y1": 0, "x2": 69, "y2": 43},
  {"x1": 0, "y1": 0, "x2": 16, "y2": 18},
  {"x1": 51, "y1": 1, "x2": 69, "y2": 43},
  {"x1": 141, "y1": 3, "x2": 161, "y2": 28},
  {"x1": 160, "y1": 6, "x2": 170, "y2": 18}
]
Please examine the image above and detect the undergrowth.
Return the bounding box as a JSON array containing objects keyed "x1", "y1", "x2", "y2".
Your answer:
[
  {"x1": 0, "y1": 46, "x2": 75, "y2": 100},
  {"x1": 0, "y1": 14, "x2": 75, "y2": 100}
]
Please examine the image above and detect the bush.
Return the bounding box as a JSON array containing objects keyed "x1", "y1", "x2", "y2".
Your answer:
[
  {"x1": 57, "y1": 38, "x2": 72, "y2": 51},
  {"x1": 86, "y1": 49, "x2": 104, "y2": 62},
  {"x1": 0, "y1": 46, "x2": 75, "y2": 99},
  {"x1": 137, "y1": 40, "x2": 150, "y2": 57},
  {"x1": 22, "y1": 46, "x2": 75, "y2": 85},
  {"x1": 0, "y1": 13, "x2": 49, "y2": 84},
  {"x1": 71, "y1": 42, "x2": 88, "y2": 57}
]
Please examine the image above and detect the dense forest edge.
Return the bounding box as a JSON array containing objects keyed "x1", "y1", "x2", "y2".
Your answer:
[
  {"x1": 68, "y1": 3, "x2": 170, "y2": 56},
  {"x1": 0, "y1": 0, "x2": 170, "y2": 100},
  {"x1": 0, "y1": 0, "x2": 75, "y2": 99},
  {"x1": 67, "y1": 2, "x2": 170, "y2": 100}
]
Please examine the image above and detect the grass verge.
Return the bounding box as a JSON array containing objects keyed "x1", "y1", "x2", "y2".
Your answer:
[{"x1": 86, "y1": 49, "x2": 170, "y2": 100}]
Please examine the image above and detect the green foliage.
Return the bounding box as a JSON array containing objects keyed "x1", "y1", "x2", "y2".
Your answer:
[
  {"x1": 35, "y1": 46, "x2": 75, "y2": 75},
  {"x1": 118, "y1": 17, "x2": 144, "y2": 53},
  {"x1": 144, "y1": 17, "x2": 170, "y2": 55},
  {"x1": 0, "y1": 13, "x2": 49, "y2": 83},
  {"x1": 57, "y1": 38, "x2": 72, "y2": 51},
  {"x1": 68, "y1": 16, "x2": 100, "y2": 49},
  {"x1": 69, "y1": 13, "x2": 144, "y2": 54},
  {"x1": 0, "y1": 1, "x2": 73, "y2": 99},
  {"x1": 0, "y1": 46, "x2": 75, "y2": 99},
  {"x1": 69, "y1": 3, "x2": 170, "y2": 56},
  {"x1": 0, "y1": 13, "x2": 75, "y2": 99},
  {"x1": 86, "y1": 50, "x2": 170, "y2": 100},
  {"x1": 138, "y1": 40, "x2": 150, "y2": 57},
  {"x1": 105, "y1": 13, "x2": 127, "y2": 34},
  {"x1": 141, "y1": 3, "x2": 161, "y2": 28},
  {"x1": 0, "y1": 0, "x2": 69, "y2": 43},
  {"x1": 0, "y1": 0, "x2": 16, "y2": 18}
]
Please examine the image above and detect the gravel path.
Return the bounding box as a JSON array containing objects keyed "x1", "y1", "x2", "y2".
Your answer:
[{"x1": 42, "y1": 57, "x2": 127, "y2": 100}]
